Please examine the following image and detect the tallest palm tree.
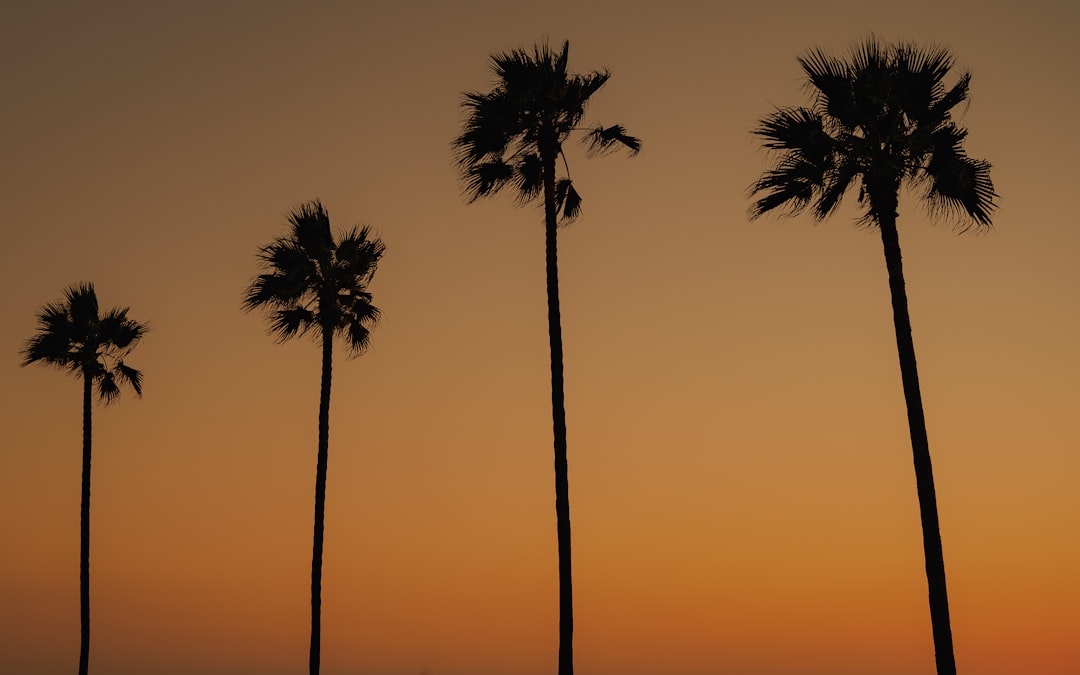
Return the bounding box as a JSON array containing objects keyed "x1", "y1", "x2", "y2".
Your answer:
[
  {"x1": 750, "y1": 37, "x2": 997, "y2": 675},
  {"x1": 453, "y1": 40, "x2": 640, "y2": 675}
]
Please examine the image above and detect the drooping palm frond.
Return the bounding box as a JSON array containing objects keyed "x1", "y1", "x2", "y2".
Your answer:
[
  {"x1": 751, "y1": 36, "x2": 997, "y2": 230},
  {"x1": 22, "y1": 282, "x2": 148, "y2": 404},
  {"x1": 338, "y1": 291, "x2": 380, "y2": 354},
  {"x1": 555, "y1": 179, "x2": 582, "y2": 221},
  {"x1": 921, "y1": 127, "x2": 996, "y2": 229},
  {"x1": 115, "y1": 362, "x2": 144, "y2": 396},
  {"x1": 244, "y1": 199, "x2": 384, "y2": 357}
]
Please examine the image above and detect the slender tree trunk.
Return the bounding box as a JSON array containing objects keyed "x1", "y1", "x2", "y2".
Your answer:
[
  {"x1": 310, "y1": 329, "x2": 334, "y2": 675},
  {"x1": 79, "y1": 373, "x2": 92, "y2": 675},
  {"x1": 541, "y1": 138, "x2": 574, "y2": 675},
  {"x1": 877, "y1": 209, "x2": 957, "y2": 675}
]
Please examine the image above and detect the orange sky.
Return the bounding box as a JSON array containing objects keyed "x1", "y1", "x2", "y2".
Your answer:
[{"x1": 2, "y1": 2, "x2": 1078, "y2": 674}]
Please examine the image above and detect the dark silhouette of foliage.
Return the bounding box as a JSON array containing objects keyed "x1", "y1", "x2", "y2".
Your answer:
[
  {"x1": 750, "y1": 36, "x2": 997, "y2": 675},
  {"x1": 243, "y1": 199, "x2": 384, "y2": 675},
  {"x1": 21, "y1": 282, "x2": 147, "y2": 675},
  {"x1": 452, "y1": 39, "x2": 639, "y2": 675}
]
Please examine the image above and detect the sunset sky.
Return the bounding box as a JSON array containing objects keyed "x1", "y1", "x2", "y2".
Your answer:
[{"x1": 2, "y1": 2, "x2": 1078, "y2": 674}]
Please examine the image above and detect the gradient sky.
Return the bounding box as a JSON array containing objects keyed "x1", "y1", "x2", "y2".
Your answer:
[{"x1": 2, "y1": 2, "x2": 1078, "y2": 674}]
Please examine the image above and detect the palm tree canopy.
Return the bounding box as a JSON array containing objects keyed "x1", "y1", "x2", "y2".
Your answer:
[
  {"x1": 22, "y1": 282, "x2": 148, "y2": 403},
  {"x1": 243, "y1": 199, "x2": 384, "y2": 355},
  {"x1": 452, "y1": 39, "x2": 641, "y2": 222},
  {"x1": 750, "y1": 36, "x2": 997, "y2": 229}
]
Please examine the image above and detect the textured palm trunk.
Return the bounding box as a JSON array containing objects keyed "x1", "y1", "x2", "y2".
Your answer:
[
  {"x1": 541, "y1": 137, "x2": 574, "y2": 675},
  {"x1": 79, "y1": 372, "x2": 92, "y2": 675},
  {"x1": 876, "y1": 206, "x2": 957, "y2": 675},
  {"x1": 309, "y1": 328, "x2": 334, "y2": 675}
]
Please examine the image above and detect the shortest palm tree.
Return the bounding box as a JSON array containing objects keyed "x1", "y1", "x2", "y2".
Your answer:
[
  {"x1": 21, "y1": 282, "x2": 147, "y2": 675},
  {"x1": 243, "y1": 199, "x2": 384, "y2": 675}
]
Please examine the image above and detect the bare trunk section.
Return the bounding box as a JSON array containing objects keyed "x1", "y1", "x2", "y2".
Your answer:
[
  {"x1": 310, "y1": 328, "x2": 334, "y2": 675},
  {"x1": 877, "y1": 208, "x2": 957, "y2": 675},
  {"x1": 79, "y1": 373, "x2": 92, "y2": 675},
  {"x1": 542, "y1": 137, "x2": 574, "y2": 675}
]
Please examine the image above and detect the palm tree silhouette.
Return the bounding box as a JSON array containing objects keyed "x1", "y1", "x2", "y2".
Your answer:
[
  {"x1": 452, "y1": 39, "x2": 640, "y2": 675},
  {"x1": 750, "y1": 37, "x2": 997, "y2": 675},
  {"x1": 21, "y1": 282, "x2": 147, "y2": 675},
  {"x1": 242, "y1": 200, "x2": 384, "y2": 675}
]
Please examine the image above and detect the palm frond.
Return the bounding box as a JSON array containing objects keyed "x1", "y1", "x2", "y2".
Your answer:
[
  {"x1": 337, "y1": 226, "x2": 385, "y2": 281},
  {"x1": 512, "y1": 153, "x2": 544, "y2": 205},
  {"x1": 263, "y1": 240, "x2": 319, "y2": 275},
  {"x1": 923, "y1": 141, "x2": 997, "y2": 229},
  {"x1": 583, "y1": 124, "x2": 642, "y2": 156},
  {"x1": 453, "y1": 90, "x2": 521, "y2": 163},
  {"x1": 336, "y1": 289, "x2": 379, "y2": 356},
  {"x1": 342, "y1": 323, "x2": 371, "y2": 355},
  {"x1": 750, "y1": 107, "x2": 842, "y2": 220},
  {"x1": 289, "y1": 200, "x2": 334, "y2": 258},
  {"x1": 799, "y1": 47, "x2": 855, "y2": 123},
  {"x1": 269, "y1": 306, "x2": 316, "y2": 342},
  {"x1": 897, "y1": 41, "x2": 953, "y2": 86},
  {"x1": 553, "y1": 39, "x2": 570, "y2": 78},
  {"x1": 115, "y1": 362, "x2": 144, "y2": 397},
  {"x1": 98, "y1": 308, "x2": 147, "y2": 350},
  {"x1": 243, "y1": 270, "x2": 310, "y2": 311},
  {"x1": 813, "y1": 159, "x2": 858, "y2": 220},
  {"x1": 65, "y1": 283, "x2": 100, "y2": 330},
  {"x1": 928, "y1": 73, "x2": 971, "y2": 121},
  {"x1": 749, "y1": 163, "x2": 819, "y2": 219},
  {"x1": 21, "y1": 329, "x2": 78, "y2": 370},
  {"x1": 753, "y1": 107, "x2": 832, "y2": 158},
  {"x1": 555, "y1": 179, "x2": 582, "y2": 221},
  {"x1": 891, "y1": 42, "x2": 953, "y2": 125},
  {"x1": 97, "y1": 371, "x2": 120, "y2": 404},
  {"x1": 573, "y1": 70, "x2": 610, "y2": 103},
  {"x1": 462, "y1": 159, "x2": 515, "y2": 202}
]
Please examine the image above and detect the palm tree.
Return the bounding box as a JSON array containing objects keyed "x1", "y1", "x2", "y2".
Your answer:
[
  {"x1": 749, "y1": 37, "x2": 997, "y2": 675},
  {"x1": 21, "y1": 282, "x2": 147, "y2": 675},
  {"x1": 452, "y1": 39, "x2": 640, "y2": 675},
  {"x1": 242, "y1": 199, "x2": 384, "y2": 675}
]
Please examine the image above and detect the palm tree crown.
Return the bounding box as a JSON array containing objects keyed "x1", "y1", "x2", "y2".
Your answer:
[
  {"x1": 22, "y1": 282, "x2": 147, "y2": 400},
  {"x1": 453, "y1": 39, "x2": 641, "y2": 220},
  {"x1": 243, "y1": 199, "x2": 384, "y2": 353},
  {"x1": 750, "y1": 36, "x2": 996, "y2": 228}
]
